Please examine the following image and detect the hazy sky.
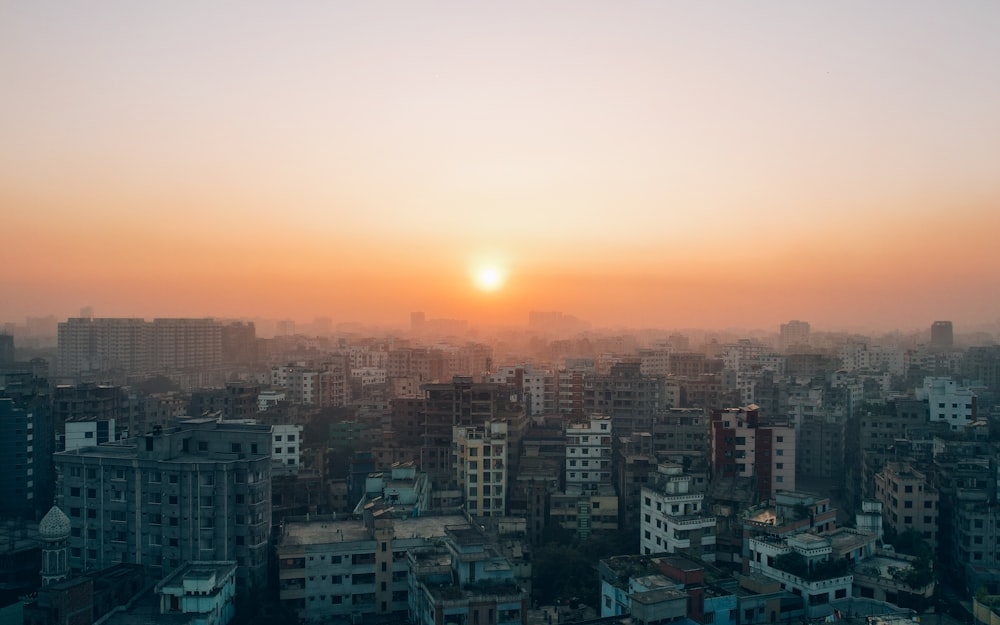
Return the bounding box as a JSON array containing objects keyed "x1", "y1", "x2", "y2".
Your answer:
[{"x1": 3, "y1": 2, "x2": 999, "y2": 331}]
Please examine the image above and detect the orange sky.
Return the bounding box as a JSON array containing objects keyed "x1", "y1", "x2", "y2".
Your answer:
[{"x1": 3, "y1": 2, "x2": 1000, "y2": 332}]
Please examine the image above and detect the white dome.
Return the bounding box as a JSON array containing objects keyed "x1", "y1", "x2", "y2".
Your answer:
[{"x1": 39, "y1": 505, "x2": 71, "y2": 540}]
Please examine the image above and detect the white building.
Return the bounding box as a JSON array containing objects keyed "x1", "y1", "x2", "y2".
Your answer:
[
  {"x1": 63, "y1": 418, "x2": 116, "y2": 451},
  {"x1": 640, "y1": 464, "x2": 716, "y2": 560},
  {"x1": 157, "y1": 560, "x2": 237, "y2": 625},
  {"x1": 272, "y1": 424, "x2": 303, "y2": 475},
  {"x1": 566, "y1": 415, "x2": 613, "y2": 495},
  {"x1": 917, "y1": 377, "x2": 976, "y2": 431}
]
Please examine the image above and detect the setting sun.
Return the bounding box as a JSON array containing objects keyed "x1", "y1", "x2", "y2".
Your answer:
[{"x1": 474, "y1": 266, "x2": 505, "y2": 292}]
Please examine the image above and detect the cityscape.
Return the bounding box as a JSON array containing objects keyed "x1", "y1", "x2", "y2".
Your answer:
[
  {"x1": 3, "y1": 2, "x2": 1000, "y2": 625},
  {"x1": 2, "y1": 315, "x2": 1000, "y2": 625}
]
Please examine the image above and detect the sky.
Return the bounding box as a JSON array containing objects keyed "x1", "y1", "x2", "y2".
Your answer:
[{"x1": 3, "y1": 1, "x2": 1000, "y2": 332}]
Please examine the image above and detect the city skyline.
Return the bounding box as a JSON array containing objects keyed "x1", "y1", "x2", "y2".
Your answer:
[{"x1": 3, "y1": 2, "x2": 1000, "y2": 331}]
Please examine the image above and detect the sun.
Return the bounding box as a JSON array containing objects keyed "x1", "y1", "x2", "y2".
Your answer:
[{"x1": 474, "y1": 266, "x2": 505, "y2": 292}]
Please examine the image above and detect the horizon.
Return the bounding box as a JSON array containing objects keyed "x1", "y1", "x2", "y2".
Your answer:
[{"x1": 4, "y1": 3, "x2": 1000, "y2": 331}]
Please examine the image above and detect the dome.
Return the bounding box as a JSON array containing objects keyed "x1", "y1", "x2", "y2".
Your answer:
[{"x1": 39, "y1": 505, "x2": 71, "y2": 540}]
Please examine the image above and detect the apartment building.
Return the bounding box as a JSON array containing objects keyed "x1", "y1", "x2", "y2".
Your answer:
[
  {"x1": 874, "y1": 462, "x2": 939, "y2": 551},
  {"x1": 53, "y1": 419, "x2": 272, "y2": 592}
]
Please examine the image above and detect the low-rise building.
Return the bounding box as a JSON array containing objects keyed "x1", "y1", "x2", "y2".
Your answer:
[{"x1": 408, "y1": 525, "x2": 527, "y2": 625}]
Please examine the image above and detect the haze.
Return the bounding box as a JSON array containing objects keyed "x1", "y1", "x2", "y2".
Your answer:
[{"x1": 3, "y1": 2, "x2": 1000, "y2": 331}]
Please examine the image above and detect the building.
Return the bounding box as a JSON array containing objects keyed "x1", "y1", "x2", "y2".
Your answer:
[
  {"x1": 0, "y1": 397, "x2": 35, "y2": 517},
  {"x1": 53, "y1": 419, "x2": 272, "y2": 592},
  {"x1": 408, "y1": 525, "x2": 527, "y2": 625},
  {"x1": 917, "y1": 377, "x2": 976, "y2": 431},
  {"x1": 277, "y1": 512, "x2": 467, "y2": 624},
  {"x1": 63, "y1": 417, "x2": 116, "y2": 452},
  {"x1": 454, "y1": 420, "x2": 509, "y2": 517},
  {"x1": 156, "y1": 561, "x2": 237, "y2": 625},
  {"x1": 56, "y1": 317, "x2": 223, "y2": 377},
  {"x1": 779, "y1": 321, "x2": 810, "y2": 352},
  {"x1": 640, "y1": 463, "x2": 717, "y2": 560},
  {"x1": 352, "y1": 462, "x2": 432, "y2": 516},
  {"x1": 711, "y1": 407, "x2": 795, "y2": 501},
  {"x1": 874, "y1": 462, "x2": 939, "y2": 551},
  {"x1": 930, "y1": 321, "x2": 954, "y2": 350}
]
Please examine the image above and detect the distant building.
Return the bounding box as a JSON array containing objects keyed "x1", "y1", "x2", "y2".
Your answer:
[
  {"x1": 56, "y1": 317, "x2": 223, "y2": 377},
  {"x1": 779, "y1": 320, "x2": 810, "y2": 352},
  {"x1": 930, "y1": 321, "x2": 953, "y2": 350}
]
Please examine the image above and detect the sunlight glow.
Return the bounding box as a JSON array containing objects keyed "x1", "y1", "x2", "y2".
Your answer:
[{"x1": 474, "y1": 266, "x2": 505, "y2": 292}]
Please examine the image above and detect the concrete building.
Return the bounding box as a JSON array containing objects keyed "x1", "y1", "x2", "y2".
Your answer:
[
  {"x1": 711, "y1": 407, "x2": 796, "y2": 501},
  {"x1": 454, "y1": 420, "x2": 509, "y2": 517},
  {"x1": 917, "y1": 377, "x2": 976, "y2": 431},
  {"x1": 779, "y1": 321, "x2": 810, "y2": 352},
  {"x1": 0, "y1": 397, "x2": 35, "y2": 518},
  {"x1": 640, "y1": 464, "x2": 717, "y2": 561},
  {"x1": 930, "y1": 321, "x2": 954, "y2": 350},
  {"x1": 53, "y1": 419, "x2": 272, "y2": 592},
  {"x1": 353, "y1": 462, "x2": 432, "y2": 516},
  {"x1": 408, "y1": 525, "x2": 527, "y2": 625},
  {"x1": 277, "y1": 512, "x2": 468, "y2": 624},
  {"x1": 269, "y1": 423, "x2": 302, "y2": 476},
  {"x1": 874, "y1": 462, "x2": 939, "y2": 551},
  {"x1": 63, "y1": 417, "x2": 116, "y2": 452},
  {"x1": 156, "y1": 561, "x2": 237, "y2": 625}
]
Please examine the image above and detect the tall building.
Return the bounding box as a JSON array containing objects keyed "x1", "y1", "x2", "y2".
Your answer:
[
  {"x1": 454, "y1": 420, "x2": 509, "y2": 517},
  {"x1": 551, "y1": 415, "x2": 618, "y2": 539},
  {"x1": 586, "y1": 361, "x2": 666, "y2": 437},
  {"x1": 53, "y1": 419, "x2": 272, "y2": 592},
  {"x1": 711, "y1": 407, "x2": 795, "y2": 501},
  {"x1": 0, "y1": 333, "x2": 14, "y2": 365},
  {"x1": 56, "y1": 317, "x2": 223, "y2": 377},
  {"x1": 930, "y1": 320, "x2": 954, "y2": 350},
  {"x1": 0, "y1": 397, "x2": 35, "y2": 518},
  {"x1": 779, "y1": 320, "x2": 810, "y2": 352}
]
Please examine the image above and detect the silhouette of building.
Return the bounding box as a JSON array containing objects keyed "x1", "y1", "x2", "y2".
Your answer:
[
  {"x1": 779, "y1": 320, "x2": 810, "y2": 352},
  {"x1": 930, "y1": 320, "x2": 953, "y2": 350}
]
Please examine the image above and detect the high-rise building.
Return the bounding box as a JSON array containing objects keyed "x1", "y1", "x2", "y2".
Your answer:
[
  {"x1": 0, "y1": 333, "x2": 14, "y2": 365},
  {"x1": 0, "y1": 397, "x2": 35, "y2": 518},
  {"x1": 779, "y1": 320, "x2": 810, "y2": 352},
  {"x1": 930, "y1": 320, "x2": 954, "y2": 350},
  {"x1": 57, "y1": 317, "x2": 223, "y2": 376},
  {"x1": 53, "y1": 419, "x2": 272, "y2": 592},
  {"x1": 454, "y1": 420, "x2": 509, "y2": 517}
]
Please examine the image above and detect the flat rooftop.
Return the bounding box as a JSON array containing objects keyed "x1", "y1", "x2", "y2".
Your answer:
[{"x1": 280, "y1": 514, "x2": 467, "y2": 548}]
